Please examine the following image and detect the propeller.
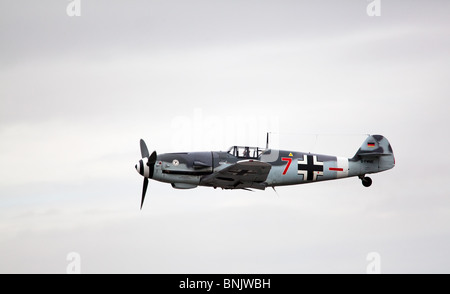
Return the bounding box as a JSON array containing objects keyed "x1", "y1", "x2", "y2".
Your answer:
[
  {"x1": 140, "y1": 139, "x2": 149, "y2": 158},
  {"x1": 141, "y1": 178, "x2": 148, "y2": 210},
  {"x1": 137, "y1": 139, "x2": 157, "y2": 210}
]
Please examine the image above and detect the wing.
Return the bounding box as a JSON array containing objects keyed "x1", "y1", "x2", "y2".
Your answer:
[{"x1": 200, "y1": 160, "x2": 271, "y2": 190}]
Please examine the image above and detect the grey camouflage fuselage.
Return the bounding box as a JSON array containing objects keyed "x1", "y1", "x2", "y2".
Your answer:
[{"x1": 135, "y1": 135, "x2": 395, "y2": 190}]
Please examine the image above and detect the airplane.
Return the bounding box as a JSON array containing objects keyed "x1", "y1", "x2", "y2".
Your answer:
[{"x1": 135, "y1": 134, "x2": 395, "y2": 209}]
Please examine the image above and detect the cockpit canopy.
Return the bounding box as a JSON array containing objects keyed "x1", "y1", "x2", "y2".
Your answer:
[{"x1": 227, "y1": 146, "x2": 264, "y2": 159}]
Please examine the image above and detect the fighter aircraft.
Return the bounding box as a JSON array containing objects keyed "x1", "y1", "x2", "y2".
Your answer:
[{"x1": 135, "y1": 134, "x2": 395, "y2": 209}]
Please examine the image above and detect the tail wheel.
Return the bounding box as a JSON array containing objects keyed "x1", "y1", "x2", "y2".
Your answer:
[{"x1": 362, "y1": 176, "x2": 372, "y2": 187}]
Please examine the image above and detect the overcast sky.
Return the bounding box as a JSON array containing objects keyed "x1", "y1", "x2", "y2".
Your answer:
[{"x1": 1, "y1": 0, "x2": 450, "y2": 273}]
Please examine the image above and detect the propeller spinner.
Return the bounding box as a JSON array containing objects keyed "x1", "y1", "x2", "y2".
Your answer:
[{"x1": 135, "y1": 139, "x2": 157, "y2": 210}]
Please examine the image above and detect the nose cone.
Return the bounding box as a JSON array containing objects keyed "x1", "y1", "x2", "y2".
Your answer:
[
  {"x1": 135, "y1": 158, "x2": 152, "y2": 178},
  {"x1": 135, "y1": 160, "x2": 144, "y2": 176}
]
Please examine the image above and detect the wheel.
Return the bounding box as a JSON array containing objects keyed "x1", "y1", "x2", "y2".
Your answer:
[{"x1": 362, "y1": 176, "x2": 372, "y2": 187}]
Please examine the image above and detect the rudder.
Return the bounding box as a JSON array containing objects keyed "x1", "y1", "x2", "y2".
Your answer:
[{"x1": 353, "y1": 135, "x2": 395, "y2": 172}]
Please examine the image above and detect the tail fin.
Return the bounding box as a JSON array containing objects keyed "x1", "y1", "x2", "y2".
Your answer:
[{"x1": 353, "y1": 135, "x2": 395, "y2": 172}]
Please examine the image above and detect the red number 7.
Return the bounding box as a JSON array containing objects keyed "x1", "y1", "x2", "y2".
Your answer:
[{"x1": 281, "y1": 157, "x2": 292, "y2": 175}]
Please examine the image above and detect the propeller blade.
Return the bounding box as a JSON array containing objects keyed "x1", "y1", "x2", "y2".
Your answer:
[
  {"x1": 140, "y1": 139, "x2": 149, "y2": 158},
  {"x1": 138, "y1": 140, "x2": 156, "y2": 209},
  {"x1": 148, "y1": 150, "x2": 157, "y2": 164},
  {"x1": 147, "y1": 151, "x2": 157, "y2": 178},
  {"x1": 140, "y1": 177, "x2": 148, "y2": 210}
]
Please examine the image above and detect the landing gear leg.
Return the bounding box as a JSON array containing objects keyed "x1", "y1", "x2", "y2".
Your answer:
[{"x1": 359, "y1": 175, "x2": 372, "y2": 187}]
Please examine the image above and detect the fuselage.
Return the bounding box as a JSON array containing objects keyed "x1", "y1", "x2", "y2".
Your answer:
[
  {"x1": 135, "y1": 146, "x2": 394, "y2": 189},
  {"x1": 135, "y1": 134, "x2": 394, "y2": 210}
]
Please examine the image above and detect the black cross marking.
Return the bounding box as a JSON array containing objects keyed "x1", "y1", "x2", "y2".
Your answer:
[{"x1": 298, "y1": 155, "x2": 323, "y2": 181}]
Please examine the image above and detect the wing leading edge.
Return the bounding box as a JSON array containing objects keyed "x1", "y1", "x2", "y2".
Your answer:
[{"x1": 200, "y1": 160, "x2": 271, "y2": 190}]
